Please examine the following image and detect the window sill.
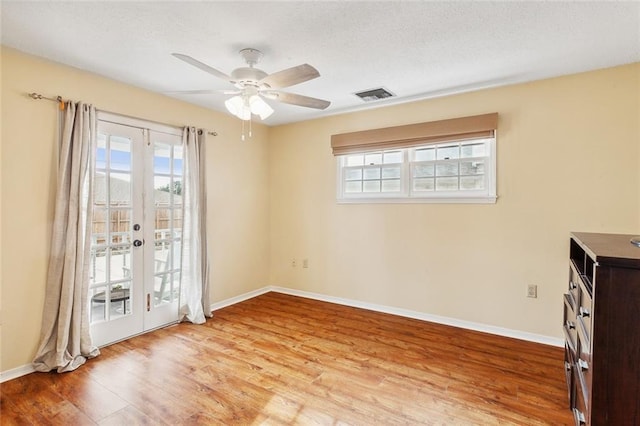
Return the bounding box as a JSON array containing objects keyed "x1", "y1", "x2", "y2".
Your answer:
[{"x1": 336, "y1": 195, "x2": 497, "y2": 204}]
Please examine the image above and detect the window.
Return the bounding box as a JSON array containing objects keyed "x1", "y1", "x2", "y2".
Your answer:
[
  {"x1": 337, "y1": 137, "x2": 496, "y2": 203},
  {"x1": 332, "y1": 113, "x2": 498, "y2": 204}
]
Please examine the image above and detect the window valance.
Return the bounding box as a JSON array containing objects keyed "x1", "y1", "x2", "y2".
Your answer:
[{"x1": 331, "y1": 112, "x2": 498, "y2": 156}]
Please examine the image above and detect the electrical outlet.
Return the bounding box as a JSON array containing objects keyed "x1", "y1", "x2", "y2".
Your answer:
[
  {"x1": 303, "y1": 258, "x2": 309, "y2": 268},
  {"x1": 291, "y1": 258, "x2": 297, "y2": 268},
  {"x1": 527, "y1": 284, "x2": 538, "y2": 298}
]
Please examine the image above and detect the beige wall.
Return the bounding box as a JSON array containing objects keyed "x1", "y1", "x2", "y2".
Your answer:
[
  {"x1": 0, "y1": 47, "x2": 271, "y2": 371},
  {"x1": 269, "y1": 63, "x2": 640, "y2": 339},
  {"x1": 2, "y1": 45, "x2": 638, "y2": 373}
]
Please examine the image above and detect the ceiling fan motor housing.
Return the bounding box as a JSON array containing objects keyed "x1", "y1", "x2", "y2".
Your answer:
[{"x1": 231, "y1": 67, "x2": 268, "y2": 87}]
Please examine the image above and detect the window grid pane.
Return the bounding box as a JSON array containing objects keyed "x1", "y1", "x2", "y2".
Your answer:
[{"x1": 340, "y1": 138, "x2": 492, "y2": 199}]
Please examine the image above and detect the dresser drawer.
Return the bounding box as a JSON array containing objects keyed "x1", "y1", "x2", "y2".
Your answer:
[
  {"x1": 563, "y1": 294, "x2": 578, "y2": 356},
  {"x1": 575, "y1": 344, "x2": 592, "y2": 415},
  {"x1": 573, "y1": 388, "x2": 588, "y2": 426},
  {"x1": 564, "y1": 343, "x2": 575, "y2": 409},
  {"x1": 577, "y1": 279, "x2": 592, "y2": 344},
  {"x1": 568, "y1": 262, "x2": 580, "y2": 308}
]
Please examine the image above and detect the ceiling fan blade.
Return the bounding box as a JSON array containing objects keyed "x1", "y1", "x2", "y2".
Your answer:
[
  {"x1": 259, "y1": 64, "x2": 320, "y2": 89},
  {"x1": 263, "y1": 90, "x2": 330, "y2": 110},
  {"x1": 172, "y1": 53, "x2": 231, "y2": 81}
]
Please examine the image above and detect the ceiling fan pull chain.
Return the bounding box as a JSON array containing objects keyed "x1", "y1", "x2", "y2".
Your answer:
[{"x1": 241, "y1": 118, "x2": 246, "y2": 141}]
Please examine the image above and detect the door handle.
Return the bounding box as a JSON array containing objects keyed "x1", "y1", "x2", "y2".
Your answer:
[{"x1": 133, "y1": 239, "x2": 144, "y2": 247}]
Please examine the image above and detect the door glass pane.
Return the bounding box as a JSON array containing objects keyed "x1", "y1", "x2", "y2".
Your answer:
[
  {"x1": 173, "y1": 241, "x2": 182, "y2": 270},
  {"x1": 171, "y1": 209, "x2": 183, "y2": 239},
  {"x1": 110, "y1": 136, "x2": 132, "y2": 171},
  {"x1": 155, "y1": 221, "x2": 171, "y2": 242},
  {"x1": 96, "y1": 135, "x2": 107, "y2": 170},
  {"x1": 89, "y1": 247, "x2": 108, "y2": 285},
  {"x1": 94, "y1": 173, "x2": 107, "y2": 206},
  {"x1": 154, "y1": 176, "x2": 172, "y2": 205},
  {"x1": 154, "y1": 273, "x2": 170, "y2": 306},
  {"x1": 92, "y1": 208, "x2": 107, "y2": 241},
  {"x1": 173, "y1": 147, "x2": 183, "y2": 176},
  {"x1": 109, "y1": 209, "x2": 131, "y2": 245},
  {"x1": 90, "y1": 286, "x2": 107, "y2": 322},
  {"x1": 154, "y1": 143, "x2": 172, "y2": 174},
  {"x1": 154, "y1": 249, "x2": 170, "y2": 274},
  {"x1": 110, "y1": 173, "x2": 131, "y2": 206},
  {"x1": 109, "y1": 282, "x2": 131, "y2": 318},
  {"x1": 172, "y1": 177, "x2": 183, "y2": 205},
  {"x1": 110, "y1": 246, "x2": 132, "y2": 281}
]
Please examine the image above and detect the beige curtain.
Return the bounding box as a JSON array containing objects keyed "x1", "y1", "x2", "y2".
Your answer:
[
  {"x1": 33, "y1": 102, "x2": 100, "y2": 373},
  {"x1": 179, "y1": 127, "x2": 211, "y2": 324}
]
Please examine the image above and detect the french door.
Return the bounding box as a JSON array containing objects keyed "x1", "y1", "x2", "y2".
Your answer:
[{"x1": 89, "y1": 117, "x2": 183, "y2": 346}]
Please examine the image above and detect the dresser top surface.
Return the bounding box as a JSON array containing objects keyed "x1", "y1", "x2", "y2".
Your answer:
[{"x1": 572, "y1": 232, "x2": 640, "y2": 268}]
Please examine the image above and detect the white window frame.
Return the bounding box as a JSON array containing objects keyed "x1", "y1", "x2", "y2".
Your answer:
[{"x1": 336, "y1": 136, "x2": 497, "y2": 204}]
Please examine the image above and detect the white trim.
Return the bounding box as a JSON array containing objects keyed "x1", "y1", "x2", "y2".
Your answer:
[
  {"x1": 0, "y1": 364, "x2": 35, "y2": 383},
  {"x1": 209, "y1": 286, "x2": 272, "y2": 312},
  {"x1": 97, "y1": 111, "x2": 183, "y2": 137},
  {"x1": 269, "y1": 286, "x2": 563, "y2": 347},
  {"x1": 337, "y1": 195, "x2": 497, "y2": 204}
]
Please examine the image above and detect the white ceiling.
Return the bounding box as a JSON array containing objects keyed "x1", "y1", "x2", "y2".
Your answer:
[{"x1": 2, "y1": 1, "x2": 639, "y2": 126}]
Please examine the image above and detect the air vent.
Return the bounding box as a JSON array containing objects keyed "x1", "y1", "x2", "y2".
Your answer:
[{"x1": 354, "y1": 87, "x2": 396, "y2": 102}]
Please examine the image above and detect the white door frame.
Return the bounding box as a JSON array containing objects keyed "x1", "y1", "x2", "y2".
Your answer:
[{"x1": 90, "y1": 114, "x2": 182, "y2": 346}]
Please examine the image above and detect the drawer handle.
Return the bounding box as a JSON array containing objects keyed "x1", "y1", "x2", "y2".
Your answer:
[
  {"x1": 566, "y1": 320, "x2": 575, "y2": 330},
  {"x1": 564, "y1": 361, "x2": 571, "y2": 372},
  {"x1": 569, "y1": 281, "x2": 577, "y2": 290},
  {"x1": 578, "y1": 358, "x2": 589, "y2": 371},
  {"x1": 579, "y1": 306, "x2": 590, "y2": 318},
  {"x1": 573, "y1": 408, "x2": 586, "y2": 425}
]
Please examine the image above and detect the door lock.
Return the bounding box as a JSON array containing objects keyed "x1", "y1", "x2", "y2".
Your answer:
[{"x1": 133, "y1": 224, "x2": 141, "y2": 231}]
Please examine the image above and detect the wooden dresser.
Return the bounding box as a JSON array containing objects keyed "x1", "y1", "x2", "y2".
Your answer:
[{"x1": 563, "y1": 232, "x2": 640, "y2": 425}]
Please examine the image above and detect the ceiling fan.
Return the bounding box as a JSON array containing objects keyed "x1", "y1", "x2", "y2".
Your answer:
[{"x1": 172, "y1": 48, "x2": 331, "y2": 122}]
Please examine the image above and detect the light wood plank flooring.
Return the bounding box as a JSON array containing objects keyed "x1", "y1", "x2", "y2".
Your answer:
[{"x1": 1, "y1": 292, "x2": 572, "y2": 425}]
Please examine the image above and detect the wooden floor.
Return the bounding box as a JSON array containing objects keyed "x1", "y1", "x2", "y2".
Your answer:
[{"x1": 1, "y1": 292, "x2": 572, "y2": 425}]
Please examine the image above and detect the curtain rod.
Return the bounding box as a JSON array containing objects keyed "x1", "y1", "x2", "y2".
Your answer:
[{"x1": 27, "y1": 92, "x2": 218, "y2": 136}]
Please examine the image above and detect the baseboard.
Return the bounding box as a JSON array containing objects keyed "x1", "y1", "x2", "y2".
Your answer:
[
  {"x1": 0, "y1": 363, "x2": 35, "y2": 383},
  {"x1": 209, "y1": 286, "x2": 271, "y2": 312},
  {"x1": 270, "y1": 286, "x2": 564, "y2": 347}
]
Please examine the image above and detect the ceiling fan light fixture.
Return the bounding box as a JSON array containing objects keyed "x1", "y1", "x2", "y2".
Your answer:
[
  {"x1": 224, "y1": 95, "x2": 251, "y2": 120},
  {"x1": 249, "y1": 95, "x2": 274, "y2": 120}
]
